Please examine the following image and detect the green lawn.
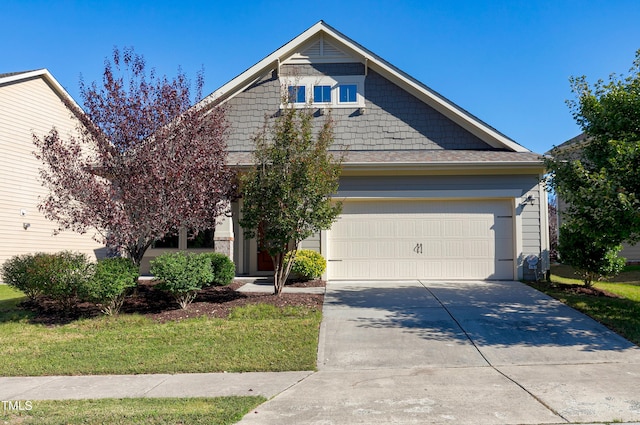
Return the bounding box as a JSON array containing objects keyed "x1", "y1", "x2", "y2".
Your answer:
[
  {"x1": 0, "y1": 397, "x2": 265, "y2": 425},
  {"x1": 530, "y1": 264, "x2": 640, "y2": 345},
  {"x1": 0, "y1": 286, "x2": 321, "y2": 376}
]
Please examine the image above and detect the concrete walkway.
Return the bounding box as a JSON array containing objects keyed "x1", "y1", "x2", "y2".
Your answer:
[
  {"x1": 0, "y1": 371, "x2": 312, "y2": 400},
  {"x1": 3, "y1": 280, "x2": 640, "y2": 425}
]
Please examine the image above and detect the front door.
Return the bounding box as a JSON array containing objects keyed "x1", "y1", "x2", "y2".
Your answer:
[{"x1": 257, "y1": 249, "x2": 274, "y2": 271}]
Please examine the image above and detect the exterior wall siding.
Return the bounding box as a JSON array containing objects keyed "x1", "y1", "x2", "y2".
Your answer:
[
  {"x1": 0, "y1": 77, "x2": 105, "y2": 279},
  {"x1": 224, "y1": 64, "x2": 494, "y2": 153}
]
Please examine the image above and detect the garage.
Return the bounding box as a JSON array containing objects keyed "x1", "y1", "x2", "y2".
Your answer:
[{"x1": 327, "y1": 199, "x2": 514, "y2": 280}]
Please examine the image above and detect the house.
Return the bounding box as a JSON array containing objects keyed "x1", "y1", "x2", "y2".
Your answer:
[
  {"x1": 549, "y1": 134, "x2": 640, "y2": 264},
  {"x1": 143, "y1": 21, "x2": 549, "y2": 281},
  {"x1": 0, "y1": 69, "x2": 106, "y2": 279}
]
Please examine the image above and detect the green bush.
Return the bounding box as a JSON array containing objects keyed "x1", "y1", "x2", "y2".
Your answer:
[
  {"x1": 1, "y1": 253, "x2": 45, "y2": 301},
  {"x1": 150, "y1": 252, "x2": 213, "y2": 309},
  {"x1": 36, "y1": 251, "x2": 93, "y2": 311},
  {"x1": 199, "y1": 252, "x2": 235, "y2": 286},
  {"x1": 558, "y1": 223, "x2": 626, "y2": 286},
  {"x1": 82, "y1": 257, "x2": 138, "y2": 315},
  {"x1": 285, "y1": 249, "x2": 326, "y2": 281}
]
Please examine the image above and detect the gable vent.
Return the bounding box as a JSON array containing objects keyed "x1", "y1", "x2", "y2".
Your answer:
[
  {"x1": 300, "y1": 37, "x2": 349, "y2": 59},
  {"x1": 323, "y1": 42, "x2": 346, "y2": 57},
  {"x1": 303, "y1": 41, "x2": 321, "y2": 57}
]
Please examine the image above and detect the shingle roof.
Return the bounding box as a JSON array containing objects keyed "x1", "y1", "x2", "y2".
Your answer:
[
  {"x1": 0, "y1": 69, "x2": 44, "y2": 80},
  {"x1": 228, "y1": 150, "x2": 542, "y2": 167}
]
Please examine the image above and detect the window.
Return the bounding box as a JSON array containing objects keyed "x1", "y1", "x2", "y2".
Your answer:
[
  {"x1": 281, "y1": 76, "x2": 364, "y2": 108},
  {"x1": 339, "y1": 84, "x2": 358, "y2": 103},
  {"x1": 187, "y1": 229, "x2": 214, "y2": 249},
  {"x1": 288, "y1": 85, "x2": 306, "y2": 103},
  {"x1": 152, "y1": 234, "x2": 179, "y2": 248},
  {"x1": 313, "y1": 85, "x2": 331, "y2": 103}
]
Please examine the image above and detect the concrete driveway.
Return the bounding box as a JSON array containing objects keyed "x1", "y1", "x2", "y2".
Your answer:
[{"x1": 239, "y1": 280, "x2": 640, "y2": 425}]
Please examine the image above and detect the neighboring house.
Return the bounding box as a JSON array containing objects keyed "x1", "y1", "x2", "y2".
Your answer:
[
  {"x1": 143, "y1": 21, "x2": 549, "y2": 281},
  {"x1": 0, "y1": 69, "x2": 106, "y2": 279},
  {"x1": 549, "y1": 134, "x2": 640, "y2": 263}
]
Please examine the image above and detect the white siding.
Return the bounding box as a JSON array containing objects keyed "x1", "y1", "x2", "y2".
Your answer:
[{"x1": 0, "y1": 76, "x2": 104, "y2": 279}]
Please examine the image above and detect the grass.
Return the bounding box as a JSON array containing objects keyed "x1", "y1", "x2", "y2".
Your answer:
[
  {"x1": 0, "y1": 397, "x2": 265, "y2": 425},
  {"x1": 0, "y1": 287, "x2": 322, "y2": 376},
  {"x1": 530, "y1": 264, "x2": 640, "y2": 345}
]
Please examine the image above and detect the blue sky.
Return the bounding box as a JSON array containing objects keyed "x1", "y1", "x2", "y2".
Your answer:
[{"x1": 3, "y1": 0, "x2": 640, "y2": 154}]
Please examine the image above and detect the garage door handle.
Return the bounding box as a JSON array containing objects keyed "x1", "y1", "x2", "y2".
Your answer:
[
  {"x1": 498, "y1": 259, "x2": 513, "y2": 261},
  {"x1": 328, "y1": 259, "x2": 342, "y2": 262}
]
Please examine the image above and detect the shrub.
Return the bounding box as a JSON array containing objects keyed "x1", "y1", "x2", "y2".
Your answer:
[
  {"x1": 558, "y1": 223, "x2": 626, "y2": 286},
  {"x1": 150, "y1": 252, "x2": 213, "y2": 309},
  {"x1": 82, "y1": 257, "x2": 138, "y2": 315},
  {"x1": 1, "y1": 253, "x2": 45, "y2": 301},
  {"x1": 36, "y1": 251, "x2": 93, "y2": 311},
  {"x1": 285, "y1": 249, "x2": 326, "y2": 281},
  {"x1": 199, "y1": 252, "x2": 235, "y2": 286}
]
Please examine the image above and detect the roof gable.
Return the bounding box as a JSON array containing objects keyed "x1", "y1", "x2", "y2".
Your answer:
[
  {"x1": 200, "y1": 21, "x2": 529, "y2": 153},
  {"x1": 0, "y1": 69, "x2": 82, "y2": 115}
]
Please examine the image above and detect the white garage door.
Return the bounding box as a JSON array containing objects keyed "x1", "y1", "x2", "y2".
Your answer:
[{"x1": 327, "y1": 200, "x2": 514, "y2": 280}]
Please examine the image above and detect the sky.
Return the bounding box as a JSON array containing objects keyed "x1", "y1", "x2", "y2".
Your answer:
[{"x1": 3, "y1": 0, "x2": 640, "y2": 155}]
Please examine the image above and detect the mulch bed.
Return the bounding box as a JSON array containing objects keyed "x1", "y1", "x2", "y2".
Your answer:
[
  {"x1": 20, "y1": 279, "x2": 325, "y2": 326},
  {"x1": 559, "y1": 283, "x2": 624, "y2": 298}
]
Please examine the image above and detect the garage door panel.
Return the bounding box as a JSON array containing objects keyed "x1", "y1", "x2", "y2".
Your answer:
[{"x1": 328, "y1": 200, "x2": 514, "y2": 280}]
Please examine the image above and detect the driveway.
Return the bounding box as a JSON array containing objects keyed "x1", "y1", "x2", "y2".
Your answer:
[{"x1": 239, "y1": 280, "x2": 640, "y2": 425}]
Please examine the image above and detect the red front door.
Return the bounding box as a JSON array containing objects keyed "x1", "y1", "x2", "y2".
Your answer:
[{"x1": 257, "y1": 249, "x2": 274, "y2": 271}]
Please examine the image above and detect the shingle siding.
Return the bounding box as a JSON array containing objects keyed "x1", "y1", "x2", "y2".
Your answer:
[{"x1": 224, "y1": 64, "x2": 493, "y2": 153}]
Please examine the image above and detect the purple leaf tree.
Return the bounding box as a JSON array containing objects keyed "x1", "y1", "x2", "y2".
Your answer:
[{"x1": 33, "y1": 47, "x2": 235, "y2": 266}]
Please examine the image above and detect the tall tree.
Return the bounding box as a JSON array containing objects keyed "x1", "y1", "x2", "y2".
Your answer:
[
  {"x1": 33, "y1": 47, "x2": 234, "y2": 266},
  {"x1": 546, "y1": 49, "x2": 640, "y2": 255},
  {"x1": 240, "y1": 103, "x2": 342, "y2": 295},
  {"x1": 546, "y1": 50, "x2": 640, "y2": 245}
]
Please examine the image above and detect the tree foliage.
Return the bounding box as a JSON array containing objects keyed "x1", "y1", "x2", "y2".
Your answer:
[
  {"x1": 33, "y1": 47, "x2": 234, "y2": 266},
  {"x1": 240, "y1": 103, "x2": 342, "y2": 295},
  {"x1": 545, "y1": 49, "x2": 640, "y2": 274},
  {"x1": 558, "y1": 222, "x2": 625, "y2": 286}
]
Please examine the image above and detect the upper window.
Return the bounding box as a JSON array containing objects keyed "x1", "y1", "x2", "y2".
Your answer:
[
  {"x1": 288, "y1": 85, "x2": 306, "y2": 103},
  {"x1": 339, "y1": 84, "x2": 358, "y2": 103},
  {"x1": 313, "y1": 85, "x2": 332, "y2": 103},
  {"x1": 281, "y1": 76, "x2": 364, "y2": 108}
]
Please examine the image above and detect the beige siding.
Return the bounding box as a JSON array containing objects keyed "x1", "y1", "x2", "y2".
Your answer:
[{"x1": 0, "y1": 76, "x2": 105, "y2": 279}]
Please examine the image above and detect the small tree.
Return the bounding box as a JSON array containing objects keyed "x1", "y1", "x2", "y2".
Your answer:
[
  {"x1": 558, "y1": 221, "x2": 625, "y2": 286},
  {"x1": 545, "y1": 49, "x2": 640, "y2": 256},
  {"x1": 33, "y1": 47, "x2": 235, "y2": 267},
  {"x1": 240, "y1": 102, "x2": 342, "y2": 295}
]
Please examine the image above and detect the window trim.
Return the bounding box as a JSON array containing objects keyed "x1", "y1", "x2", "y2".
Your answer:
[{"x1": 280, "y1": 75, "x2": 365, "y2": 108}]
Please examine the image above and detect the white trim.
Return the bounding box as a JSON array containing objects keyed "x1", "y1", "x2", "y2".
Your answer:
[
  {"x1": 0, "y1": 69, "x2": 84, "y2": 114},
  {"x1": 280, "y1": 75, "x2": 365, "y2": 108},
  {"x1": 514, "y1": 198, "x2": 524, "y2": 280},
  {"x1": 539, "y1": 178, "x2": 550, "y2": 271},
  {"x1": 336, "y1": 189, "x2": 524, "y2": 199},
  {"x1": 320, "y1": 230, "x2": 328, "y2": 280}
]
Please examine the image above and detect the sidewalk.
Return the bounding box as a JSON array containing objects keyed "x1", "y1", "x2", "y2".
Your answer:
[{"x1": 0, "y1": 371, "x2": 312, "y2": 401}]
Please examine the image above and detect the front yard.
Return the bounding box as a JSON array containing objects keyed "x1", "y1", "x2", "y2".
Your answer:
[
  {"x1": 0, "y1": 283, "x2": 323, "y2": 376},
  {"x1": 529, "y1": 264, "x2": 640, "y2": 345}
]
